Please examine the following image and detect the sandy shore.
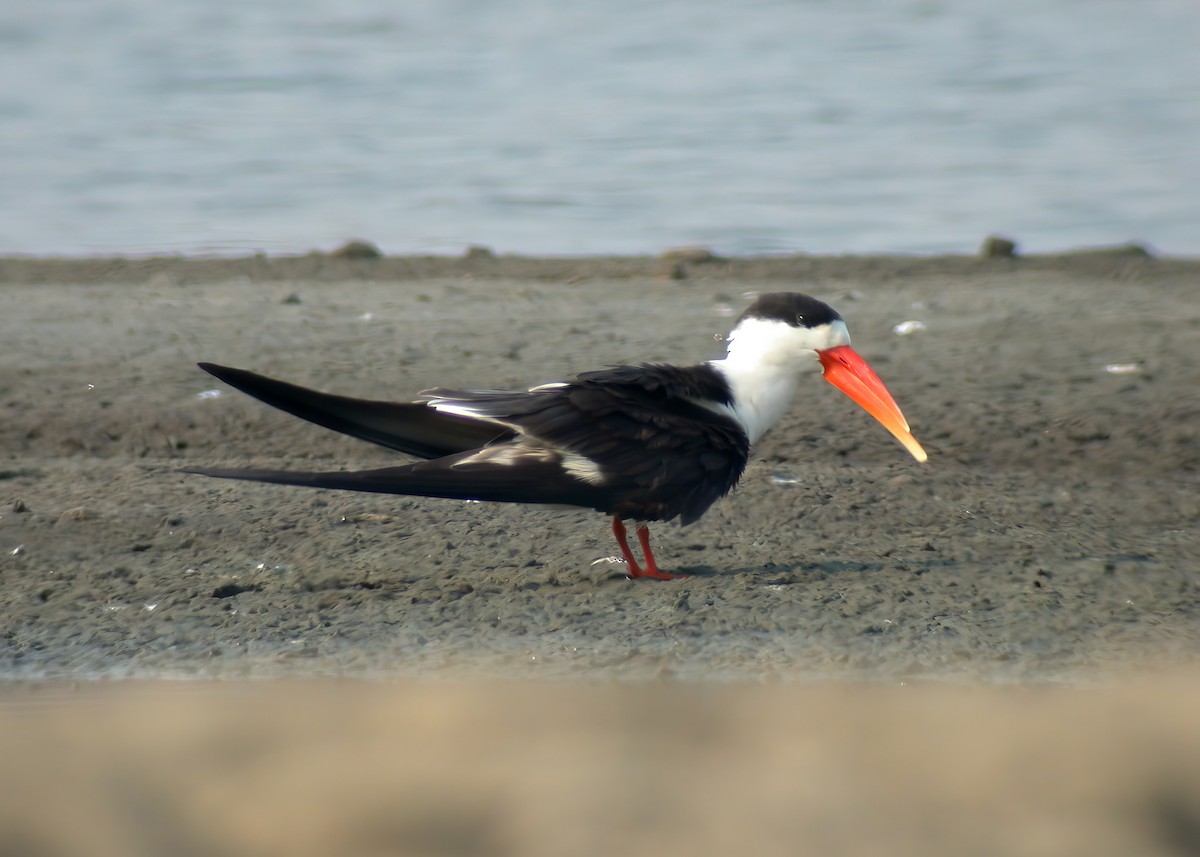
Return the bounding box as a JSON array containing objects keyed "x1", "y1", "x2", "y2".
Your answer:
[
  {"x1": 0, "y1": 248, "x2": 1197, "y2": 854},
  {"x1": 1, "y1": 248, "x2": 1196, "y2": 682}
]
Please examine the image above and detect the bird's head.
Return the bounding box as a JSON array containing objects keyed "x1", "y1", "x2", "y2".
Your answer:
[{"x1": 725, "y1": 292, "x2": 927, "y2": 462}]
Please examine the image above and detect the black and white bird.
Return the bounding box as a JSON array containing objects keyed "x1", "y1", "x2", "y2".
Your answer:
[{"x1": 185, "y1": 292, "x2": 926, "y2": 579}]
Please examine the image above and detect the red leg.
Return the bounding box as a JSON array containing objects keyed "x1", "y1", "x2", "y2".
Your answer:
[
  {"x1": 635, "y1": 524, "x2": 686, "y2": 580},
  {"x1": 611, "y1": 516, "x2": 645, "y2": 577},
  {"x1": 610, "y1": 517, "x2": 685, "y2": 580}
]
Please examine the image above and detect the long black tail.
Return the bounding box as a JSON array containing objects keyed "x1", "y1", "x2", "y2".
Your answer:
[
  {"x1": 198, "y1": 363, "x2": 508, "y2": 459},
  {"x1": 181, "y1": 454, "x2": 609, "y2": 512}
]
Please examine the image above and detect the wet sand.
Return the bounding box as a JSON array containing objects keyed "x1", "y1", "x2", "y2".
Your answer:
[
  {"x1": 1, "y1": 248, "x2": 1196, "y2": 682},
  {"x1": 1, "y1": 248, "x2": 1198, "y2": 854}
]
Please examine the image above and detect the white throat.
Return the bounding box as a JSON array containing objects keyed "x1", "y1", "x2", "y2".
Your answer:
[{"x1": 705, "y1": 316, "x2": 850, "y2": 445}]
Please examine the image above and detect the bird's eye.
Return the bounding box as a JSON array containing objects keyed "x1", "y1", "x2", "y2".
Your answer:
[{"x1": 794, "y1": 313, "x2": 805, "y2": 324}]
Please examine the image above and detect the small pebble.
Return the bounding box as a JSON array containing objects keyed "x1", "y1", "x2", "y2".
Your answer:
[
  {"x1": 56, "y1": 506, "x2": 96, "y2": 523},
  {"x1": 893, "y1": 320, "x2": 927, "y2": 336}
]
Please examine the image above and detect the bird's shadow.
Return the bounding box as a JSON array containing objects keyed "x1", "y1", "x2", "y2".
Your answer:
[
  {"x1": 600, "y1": 561, "x2": 883, "y2": 580},
  {"x1": 619, "y1": 554, "x2": 964, "y2": 580}
]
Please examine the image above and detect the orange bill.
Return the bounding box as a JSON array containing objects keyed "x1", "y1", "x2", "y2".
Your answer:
[{"x1": 818, "y1": 345, "x2": 928, "y2": 463}]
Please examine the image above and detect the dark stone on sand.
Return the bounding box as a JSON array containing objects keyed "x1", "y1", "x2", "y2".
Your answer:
[
  {"x1": 211, "y1": 583, "x2": 262, "y2": 599},
  {"x1": 463, "y1": 245, "x2": 496, "y2": 262},
  {"x1": 656, "y1": 246, "x2": 725, "y2": 280},
  {"x1": 330, "y1": 240, "x2": 382, "y2": 260},
  {"x1": 981, "y1": 235, "x2": 1018, "y2": 258},
  {"x1": 659, "y1": 246, "x2": 724, "y2": 265}
]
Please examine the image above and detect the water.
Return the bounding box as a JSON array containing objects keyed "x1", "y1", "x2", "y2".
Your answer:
[{"x1": 3, "y1": 0, "x2": 1197, "y2": 257}]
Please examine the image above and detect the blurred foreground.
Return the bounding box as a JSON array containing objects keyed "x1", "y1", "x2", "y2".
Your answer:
[{"x1": 2, "y1": 676, "x2": 1199, "y2": 857}]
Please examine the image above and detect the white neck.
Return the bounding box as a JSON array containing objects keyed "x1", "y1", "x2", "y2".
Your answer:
[{"x1": 705, "y1": 316, "x2": 849, "y2": 445}]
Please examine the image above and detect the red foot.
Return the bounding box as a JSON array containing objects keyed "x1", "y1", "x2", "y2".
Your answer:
[
  {"x1": 611, "y1": 517, "x2": 687, "y2": 580},
  {"x1": 632, "y1": 567, "x2": 689, "y2": 581}
]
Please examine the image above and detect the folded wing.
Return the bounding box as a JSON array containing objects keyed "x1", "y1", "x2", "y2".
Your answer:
[
  {"x1": 198, "y1": 363, "x2": 509, "y2": 459},
  {"x1": 191, "y1": 362, "x2": 750, "y2": 524}
]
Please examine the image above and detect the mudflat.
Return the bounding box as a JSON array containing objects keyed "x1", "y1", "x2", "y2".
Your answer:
[{"x1": 1, "y1": 248, "x2": 1196, "y2": 682}]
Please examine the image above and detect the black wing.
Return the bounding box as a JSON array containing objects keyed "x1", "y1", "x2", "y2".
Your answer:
[
  {"x1": 198, "y1": 363, "x2": 509, "y2": 459},
  {"x1": 182, "y1": 445, "x2": 622, "y2": 509},
  {"x1": 424, "y1": 363, "x2": 749, "y2": 523},
  {"x1": 190, "y1": 363, "x2": 749, "y2": 524}
]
